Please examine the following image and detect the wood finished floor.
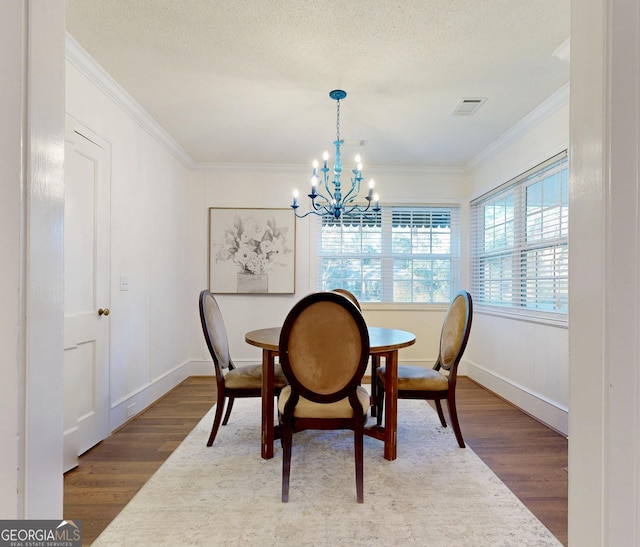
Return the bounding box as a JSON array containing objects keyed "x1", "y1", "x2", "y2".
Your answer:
[{"x1": 63, "y1": 376, "x2": 568, "y2": 546}]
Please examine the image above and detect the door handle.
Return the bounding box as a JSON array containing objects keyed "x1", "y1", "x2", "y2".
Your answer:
[{"x1": 98, "y1": 308, "x2": 110, "y2": 317}]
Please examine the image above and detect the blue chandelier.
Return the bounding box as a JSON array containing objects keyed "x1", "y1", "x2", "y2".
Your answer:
[{"x1": 291, "y1": 90, "x2": 380, "y2": 219}]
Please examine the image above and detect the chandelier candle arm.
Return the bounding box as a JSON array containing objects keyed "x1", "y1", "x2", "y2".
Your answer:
[{"x1": 291, "y1": 89, "x2": 381, "y2": 219}]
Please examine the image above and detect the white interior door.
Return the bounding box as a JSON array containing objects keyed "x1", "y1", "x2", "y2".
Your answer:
[{"x1": 63, "y1": 118, "x2": 111, "y2": 472}]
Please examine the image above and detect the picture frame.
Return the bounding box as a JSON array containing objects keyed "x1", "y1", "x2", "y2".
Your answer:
[{"x1": 208, "y1": 207, "x2": 296, "y2": 294}]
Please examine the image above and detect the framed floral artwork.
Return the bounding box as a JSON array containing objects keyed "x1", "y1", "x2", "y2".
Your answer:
[{"x1": 208, "y1": 208, "x2": 296, "y2": 294}]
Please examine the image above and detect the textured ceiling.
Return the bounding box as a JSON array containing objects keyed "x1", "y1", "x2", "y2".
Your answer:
[{"x1": 65, "y1": 0, "x2": 570, "y2": 168}]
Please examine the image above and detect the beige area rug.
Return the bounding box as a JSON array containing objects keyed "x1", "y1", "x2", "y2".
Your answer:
[{"x1": 94, "y1": 398, "x2": 561, "y2": 546}]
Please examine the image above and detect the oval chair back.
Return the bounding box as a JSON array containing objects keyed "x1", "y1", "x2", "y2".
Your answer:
[
  {"x1": 280, "y1": 292, "x2": 369, "y2": 404},
  {"x1": 199, "y1": 290, "x2": 233, "y2": 373},
  {"x1": 438, "y1": 290, "x2": 473, "y2": 374}
]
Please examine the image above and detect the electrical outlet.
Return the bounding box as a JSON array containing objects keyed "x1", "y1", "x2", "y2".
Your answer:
[
  {"x1": 120, "y1": 275, "x2": 129, "y2": 291},
  {"x1": 126, "y1": 403, "x2": 136, "y2": 418}
]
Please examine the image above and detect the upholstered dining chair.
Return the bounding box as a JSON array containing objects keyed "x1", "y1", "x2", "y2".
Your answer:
[
  {"x1": 278, "y1": 291, "x2": 371, "y2": 503},
  {"x1": 199, "y1": 289, "x2": 287, "y2": 447},
  {"x1": 376, "y1": 290, "x2": 473, "y2": 448},
  {"x1": 332, "y1": 288, "x2": 362, "y2": 310}
]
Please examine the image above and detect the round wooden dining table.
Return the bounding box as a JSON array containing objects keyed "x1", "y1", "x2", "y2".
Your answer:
[{"x1": 245, "y1": 325, "x2": 416, "y2": 461}]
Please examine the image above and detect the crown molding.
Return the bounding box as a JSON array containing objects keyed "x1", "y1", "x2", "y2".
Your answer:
[
  {"x1": 65, "y1": 33, "x2": 195, "y2": 169},
  {"x1": 467, "y1": 82, "x2": 570, "y2": 172},
  {"x1": 191, "y1": 162, "x2": 307, "y2": 172},
  {"x1": 367, "y1": 164, "x2": 468, "y2": 177}
]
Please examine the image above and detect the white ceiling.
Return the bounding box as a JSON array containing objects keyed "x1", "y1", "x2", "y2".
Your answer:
[{"x1": 65, "y1": 0, "x2": 570, "y2": 168}]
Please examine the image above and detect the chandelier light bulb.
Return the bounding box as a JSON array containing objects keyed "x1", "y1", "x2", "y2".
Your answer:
[{"x1": 367, "y1": 179, "x2": 375, "y2": 199}]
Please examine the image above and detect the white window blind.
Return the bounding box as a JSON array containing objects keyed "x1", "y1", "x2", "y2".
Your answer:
[
  {"x1": 470, "y1": 151, "x2": 569, "y2": 319},
  {"x1": 317, "y1": 205, "x2": 460, "y2": 303}
]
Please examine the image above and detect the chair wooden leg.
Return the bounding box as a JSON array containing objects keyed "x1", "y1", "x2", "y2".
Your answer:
[
  {"x1": 434, "y1": 399, "x2": 447, "y2": 428},
  {"x1": 370, "y1": 355, "x2": 379, "y2": 418},
  {"x1": 354, "y1": 425, "x2": 364, "y2": 503},
  {"x1": 222, "y1": 397, "x2": 235, "y2": 425},
  {"x1": 206, "y1": 397, "x2": 226, "y2": 447},
  {"x1": 446, "y1": 391, "x2": 465, "y2": 448},
  {"x1": 375, "y1": 378, "x2": 384, "y2": 426},
  {"x1": 281, "y1": 423, "x2": 293, "y2": 502}
]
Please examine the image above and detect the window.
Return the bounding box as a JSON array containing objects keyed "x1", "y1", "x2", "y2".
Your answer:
[
  {"x1": 470, "y1": 151, "x2": 568, "y2": 319},
  {"x1": 317, "y1": 206, "x2": 460, "y2": 303}
]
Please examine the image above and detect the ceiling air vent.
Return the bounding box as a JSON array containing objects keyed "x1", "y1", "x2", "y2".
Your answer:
[{"x1": 450, "y1": 97, "x2": 488, "y2": 116}]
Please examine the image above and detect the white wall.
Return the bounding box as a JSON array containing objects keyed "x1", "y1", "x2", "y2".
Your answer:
[
  {"x1": 465, "y1": 92, "x2": 570, "y2": 435},
  {"x1": 65, "y1": 47, "x2": 204, "y2": 432}
]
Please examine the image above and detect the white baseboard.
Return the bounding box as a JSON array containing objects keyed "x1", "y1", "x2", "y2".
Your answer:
[
  {"x1": 109, "y1": 360, "x2": 214, "y2": 432},
  {"x1": 188, "y1": 360, "x2": 215, "y2": 375},
  {"x1": 464, "y1": 361, "x2": 568, "y2": 437}
]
